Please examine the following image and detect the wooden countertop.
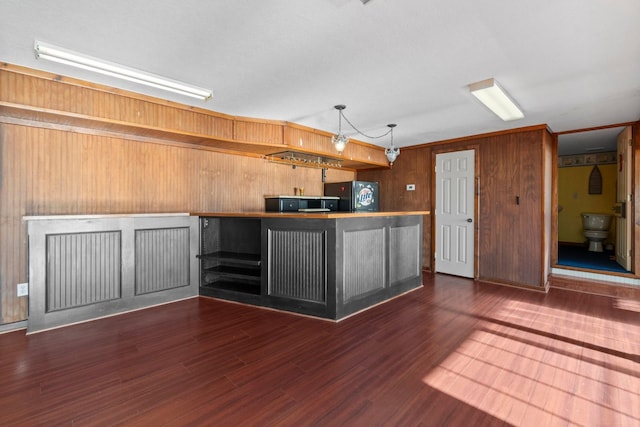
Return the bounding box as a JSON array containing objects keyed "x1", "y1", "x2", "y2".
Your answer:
[
  {"x1": 22, "y1": 211, "x2": 431, "y2": 221},
  {"x1": 263, "y1": 195, "x2": 339, "y2": 200},
  {"x1": 191, "y1": 211, "x2": 430, "y2": 219},
  {"x1": 24, "y1": 213, "x2": 190, "y2": 221}
]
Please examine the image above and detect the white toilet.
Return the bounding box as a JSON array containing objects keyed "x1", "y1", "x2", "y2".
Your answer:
[{"x1": 581, "y1": 213, "x2": 612, "y2": 252}]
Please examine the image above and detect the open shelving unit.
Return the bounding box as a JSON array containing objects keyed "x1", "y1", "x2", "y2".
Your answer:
[{"x1": 198, "y1": 218, "x2": 262, "y2": 296}]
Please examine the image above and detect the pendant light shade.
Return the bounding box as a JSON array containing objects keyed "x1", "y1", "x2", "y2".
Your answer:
[
  {"x1": 384, "y1": 124, "x2": 400, "y2": 166},
  {"x1": 330, "y1": 104, "x2": 400, "y2": 167},
  {"x1": 331, "y1": 105, "x2": 349, "y2": 154}
]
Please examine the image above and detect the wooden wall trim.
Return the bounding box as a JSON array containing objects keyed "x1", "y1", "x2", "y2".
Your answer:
[
  {"x1": 0, "y1": 115, "x2": 275, "y2": 161},
  {"x1": 404, "y1": 124, "x2": 549, "y2": 151},
  {"x1": 550, "y1": 273, "x2": 640, "y2": 299},
  {"x1": 0, "y1": 101, "x2": 284, "y2": 153},
  {"x1": 554, "y1": 122, "x2": 638, "y2": 135}
]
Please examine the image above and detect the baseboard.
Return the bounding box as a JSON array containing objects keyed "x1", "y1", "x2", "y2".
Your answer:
[
  {"x1": 550, "y1": 273, "x2": 640, "y2": 300},
  {"x1": 0, "y1": 320, "x2": 27, "y2": 335}
]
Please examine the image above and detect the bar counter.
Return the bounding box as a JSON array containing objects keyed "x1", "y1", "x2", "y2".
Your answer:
[
  {"x1": 24, "y1": 211, "x2": 429, "y2": 332},
  {"x1": 191, "y1": 210, "x2": 430, "y2": 218},
  {"x1": 194, "y1": 211, "x2": 428, "y2": 320}
]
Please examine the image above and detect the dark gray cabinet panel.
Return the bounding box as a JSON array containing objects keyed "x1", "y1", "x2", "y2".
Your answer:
[
  {"x1": 389, "y1": 223, "x2": 422, "y2": 285},
  {"x1": 342, "y1": 227, "x2": 385, "y2": 302},
  {"x1": 267, "y1": 229, "x2": 327, "y2": 303},
  {"x1": 199, "y1": 214, "x2": 423, "y2": 320},
  {"x1": 26, "y1": 214, "x2": 199, "y2": 333}
]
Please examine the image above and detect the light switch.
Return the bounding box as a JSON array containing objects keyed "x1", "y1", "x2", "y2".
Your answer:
[{"x1": 406, "y1": 184, "x2": 415, "y2": 191}]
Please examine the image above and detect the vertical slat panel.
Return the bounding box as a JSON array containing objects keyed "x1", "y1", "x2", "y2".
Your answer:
[
  {"x1": 389, "y1": 224, "x2": 421, "y2": 285},
  {"x1": 234, "y1": 120, "x2": 284, "y2": 144},
  {"x1": 46, "y1": 231, "x2": 121, "y2": 312},
  {"x1": 343, "y1": 228, "x2": 385, "y2": 301},
  {"x1": 268, "y1": 229, "x2": 326, "y2": 302},
  {"x1": 135, "y1": 227, "x2": 190, "y2": 294}
]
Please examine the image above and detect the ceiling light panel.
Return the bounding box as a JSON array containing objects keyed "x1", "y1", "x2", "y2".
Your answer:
[
  {"x1": 34, "y1": 40, "x2": 213, "y2": 101},
  {"x1": 469, "y1": 78, "x2": 523, "y2": 121}
]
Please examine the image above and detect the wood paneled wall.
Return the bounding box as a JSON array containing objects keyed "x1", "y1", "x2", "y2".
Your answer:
[
  {"x1": 0, "y1": 67, "x2": 234, "y2": 139},
  {"x1": 358, "y1": 145, "x2": 432, "y2": 270},
  {"x1": 283, "y1": 124, "x2": 389, "y2": 167},
  {"x1": 0, "y1": 124, "x2": 354, "y2": 324},
  {"x1": 0, "y1": 64, "x2": 388, "y2": 169},
  {"x1": 359, "y1": 126, "x2": 554, "y2": 288}
]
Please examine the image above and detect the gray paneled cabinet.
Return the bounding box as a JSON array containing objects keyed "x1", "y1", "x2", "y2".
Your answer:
[
  {"x1": 198, "y1": 214, "x2": 423, "y2": 320},
  {"x1": 25, "y1": 214, "x2": 200, "y2": 333}
]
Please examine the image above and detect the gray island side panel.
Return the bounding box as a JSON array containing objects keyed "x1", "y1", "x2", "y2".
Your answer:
[{"x1": 205, "y1": 213, "x2": 424, "y2": 320}]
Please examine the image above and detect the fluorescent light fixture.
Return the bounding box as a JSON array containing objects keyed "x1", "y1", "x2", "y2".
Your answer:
[
  {"x1": 469, "y1": 78, "x2": 523, "y2": 121},
  {"x1": 34, "y1": 40, "x2": 212, "y2": 101}
]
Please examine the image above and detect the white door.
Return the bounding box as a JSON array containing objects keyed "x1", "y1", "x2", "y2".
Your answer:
[
  {"x1": 435, "y1": 149, "x2": 475, "y2": 278},
  {"x1": 616, "y1": 126, "x2": 632, "y2": 271}
]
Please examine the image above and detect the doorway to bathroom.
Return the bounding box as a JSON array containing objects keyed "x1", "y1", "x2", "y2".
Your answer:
[{"x1": 555, "y1": 125, "x2": 633, "y2": 275}]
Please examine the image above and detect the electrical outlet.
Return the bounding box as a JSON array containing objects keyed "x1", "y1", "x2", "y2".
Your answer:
[
  {"x1": 17, "y1": 283, "x2": 28, "y2": 297},
  {"x1": 406, "y1": 184, "x2": 416, "y2": 191}
]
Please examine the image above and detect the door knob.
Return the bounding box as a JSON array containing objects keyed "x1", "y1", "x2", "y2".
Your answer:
[{"x1": 466, "y1": 218, "x2": 473, "y2": 223}]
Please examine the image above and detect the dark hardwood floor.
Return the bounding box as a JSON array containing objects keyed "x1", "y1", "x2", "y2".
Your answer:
[{"x1": 1, "y1": 273, "x2": 638, "y2": 426}]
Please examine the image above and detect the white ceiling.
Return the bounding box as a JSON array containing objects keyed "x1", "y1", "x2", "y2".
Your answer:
[{"x1": 1, "y1": 0, "x2": 639, "y2": 153}]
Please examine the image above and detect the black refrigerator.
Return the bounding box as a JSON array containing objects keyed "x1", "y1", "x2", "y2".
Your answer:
[{"x1": 323, "y1": 181, "x2": 379, "y2": 212}]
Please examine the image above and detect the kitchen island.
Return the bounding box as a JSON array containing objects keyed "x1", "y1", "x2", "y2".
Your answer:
[{"x1": 193, "y1": 211, "x2": 428, "y2": 320}]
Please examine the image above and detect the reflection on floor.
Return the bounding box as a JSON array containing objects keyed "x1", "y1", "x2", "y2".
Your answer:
[{"x1": 558, "y1": 243, "x2": 627, "y2": 273}]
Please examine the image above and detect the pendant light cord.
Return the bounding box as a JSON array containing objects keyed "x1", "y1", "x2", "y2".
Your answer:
[{"x1": 340, "y1": 110, "x2": 394, "y2": 140}]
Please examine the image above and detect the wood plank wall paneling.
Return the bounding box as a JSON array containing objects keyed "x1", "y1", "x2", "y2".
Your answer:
[
  {"x1": 234, "y1": 120, "x2": 283, "y2": 145},
  {"x1": 358, "y1": 144, "x2": 432, "y2": 270},
  {"x1": 1, "y1": 65, "x2": 386, "y2": 169},
  {"x1": 514, "y1": 132, "x2": 544, "y2": 284},
  {"x1": 347, "y1": 142, "x2": 388, "y2": 166},
  {"x1": 0, "y1": 123, "x2": 355, "y2": 324},
  {"x1": 359, "y1": 127, "x2": 552, "y2": 288},
  {"x1": 0, "y1": 70, "x2": 235, "y2": 140},
  {"x1": 482, "y1": 134, "x2": 519, "y2": 283},
  {"x1": 284, "y1": 126, "x2": 336, "y2": 155},
  {"x1": 284, "y1": 125, "x2": 388, "y2": 166}
]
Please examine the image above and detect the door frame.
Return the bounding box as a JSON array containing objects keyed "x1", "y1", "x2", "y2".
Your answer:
[
  {"x1": 616, "y1": 126, "x2": 633, "y2": 270},
  {"x1": 552, "y1": 122, "x2": 639, "y2": 276},
  {"x1": 431, "y1": 144, "x2": 480, "y2": 278}
]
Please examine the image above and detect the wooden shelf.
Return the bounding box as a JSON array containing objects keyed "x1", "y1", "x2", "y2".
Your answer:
[
  {"x1": 204, "y1": 265, "x2": 261, "y2": 282},
  {"x1": 198, "y1": 251, "x2": 261, "y2": 267},
  {"x1": 0, "y1": 101, "x2": 283, "y2": 156},
  {"x1": 201, "y1": 280, "x2": 261, "y2": 295}
]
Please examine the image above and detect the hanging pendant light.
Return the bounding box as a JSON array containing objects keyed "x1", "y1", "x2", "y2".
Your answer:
[
  {"x1": 330, "y1": 104, "x2": 399, "y2": 167},
  {"x1": 385, "y1": 124, "x2": 400, "y2": 166},
  {"x1": 331, "y1": 105, "x2": 349, "y2": 154}
]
